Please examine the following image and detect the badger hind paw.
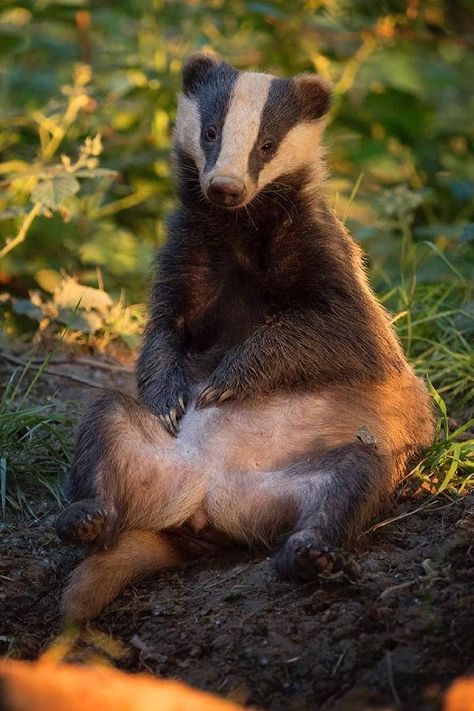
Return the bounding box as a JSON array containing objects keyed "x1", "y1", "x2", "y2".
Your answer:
[
  {"x1": 293, "y1": 545, "x2": 351, "y2": 580},
  {"x1": 56, "y1": 499, "x2": 118, "y2": 550},
  {"x1": 272, "y1": 529, "x2": 356, "y2": 582}
]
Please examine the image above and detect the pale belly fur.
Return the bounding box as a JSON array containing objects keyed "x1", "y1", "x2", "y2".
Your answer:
[
  {"x1": 118, "y1": 385, "x2": 377, "y2": 539},
  {"x1": 118, "y1": 365, "x2": 433, "y2": 539}
]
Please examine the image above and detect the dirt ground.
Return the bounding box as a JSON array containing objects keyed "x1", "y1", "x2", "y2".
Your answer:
[{"x1": 1, "y1": 355, "x2": 473, "y2": 710}]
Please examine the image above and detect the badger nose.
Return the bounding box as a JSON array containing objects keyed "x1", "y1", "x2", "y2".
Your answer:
[{"x1": 207, "y1": 176, "x2": 247, "y2": 207}]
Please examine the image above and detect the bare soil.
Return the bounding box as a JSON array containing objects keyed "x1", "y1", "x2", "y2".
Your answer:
[{"x1": 1, "y1": 355, "x2": 473, "y2": 710}]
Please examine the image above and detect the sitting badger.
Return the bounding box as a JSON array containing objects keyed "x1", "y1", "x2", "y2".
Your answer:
[{"x1": 57, "y1": 54, "x2": 434, "y2": 622}]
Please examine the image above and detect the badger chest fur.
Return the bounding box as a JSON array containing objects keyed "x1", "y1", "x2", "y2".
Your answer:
[{"x1": 57, "y1": 54, "x2": 434, "y2": 622}]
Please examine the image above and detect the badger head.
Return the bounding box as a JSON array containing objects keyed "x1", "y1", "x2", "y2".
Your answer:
[{"x1": 174, "y1": 54, "x2": 331, "y2": 209}]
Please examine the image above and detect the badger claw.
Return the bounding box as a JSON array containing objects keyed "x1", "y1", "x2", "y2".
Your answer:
[
  {"x1": 196, "y1": 386, "x2": 234, "y2": 409},
  {"x1": 169, "y1": 406, "x2": 180, "y2": 430},
  {"x1": 159, "y1": 413, "x2": 178, "y2": 437},
  {"x1": 156, "y1": 395, "x2": 187, "y2": 437}
]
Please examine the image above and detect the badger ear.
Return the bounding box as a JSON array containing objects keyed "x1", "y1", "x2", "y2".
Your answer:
[
  {"x1": 294, "y1": 74, "x2": 332, "y2": 121},
  {"x1": 182, "y1": 53, "x2": 219, "y2": 95}
]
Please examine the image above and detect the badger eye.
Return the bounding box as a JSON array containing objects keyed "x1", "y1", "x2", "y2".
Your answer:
[
  {"x1": 205, "y1": 126, "x2": 217, "y2": 141},
  {"x1": 260, "y1": 140, "x2": 275, "y2": 152}
]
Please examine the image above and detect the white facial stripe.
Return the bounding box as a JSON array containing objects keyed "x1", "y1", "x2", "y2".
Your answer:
[
  {"x1": 175, "y1": 93, "x2": 205, "y2": 171},
  {"x1": 258, "y1": 121, "x2": 326, "y2": 189},
  {"x1": 213, "y1": 72, "x2": 272, "y2": 181}
]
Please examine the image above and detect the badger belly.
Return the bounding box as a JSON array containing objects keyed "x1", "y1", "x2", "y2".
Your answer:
[
  {"x1": 121, "y1": 373, "x2": 427, "y2": 541},
  {"x1": 130, "y1": 385, "x2": 377, "y2": 538},
  {"x1": 170, "y1": 385, "x2": 389, "y2": 541},
  {"x1": 167, "y1": 390, "x2": 341, "y2": 544},
  {"x1": 176, "y1": 386, "x2": 367, "y2": 475},
  {"x1": 175, "y1": 390, "x2": 330, "y2": 474}
]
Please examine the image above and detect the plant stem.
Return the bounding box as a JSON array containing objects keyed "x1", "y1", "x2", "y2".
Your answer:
[{"x1": 0, "y1": 202, "x2": 43, "y2": 260}]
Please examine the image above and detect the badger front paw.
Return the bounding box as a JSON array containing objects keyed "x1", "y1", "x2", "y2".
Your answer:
[
  {"x1": 196, "y1": 381, "x2": 235, "y2": 409},
  {"x1": 141, "y1": 373, "x2": 190, "y2": 437},
  {"x1": 156, "y1": 393, "x2": 188, "y2": 437},
  {"x1": 195, "y1": 359, "x2": 244, "y2": 409}
]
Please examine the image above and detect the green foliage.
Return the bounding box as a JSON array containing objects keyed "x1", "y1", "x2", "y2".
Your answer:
[
  {"x1": 0, "y1": 354, "x2": 72, "y2": 516},
  {"x1": 411, "y1": 381, "x2": 474, "y2": 495},
  {"x1": 0, "y1": 1, "x2": 472, "y2": 492},
  {"x1": 1, "y1": 1, "x2": 473, "y2": 300},
  {"x1": 4, "y1": 275, "x2": 145, "y2": 350}
]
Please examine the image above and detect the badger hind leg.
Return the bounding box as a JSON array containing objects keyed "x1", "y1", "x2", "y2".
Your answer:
[
  {"x1": 272, "y1": 441, "x2": 392, "y2": 581},
  {"x1": 56, "y1": 500, "x2": 119, "y2": 550},
  {"x1": 61, "y1": 389, "x2": 206, "y2": 538},
  {"x1": 62, "y1": 530, "x2": 183, "y2": 623}
]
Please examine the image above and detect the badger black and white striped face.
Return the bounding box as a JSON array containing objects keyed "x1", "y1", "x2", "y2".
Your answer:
[{"x1": 174, "y1": 54, "x2": 331, "y2": 209}]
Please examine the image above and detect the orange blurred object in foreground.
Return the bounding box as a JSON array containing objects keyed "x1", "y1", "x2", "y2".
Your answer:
[
  {"x1": 0, "y1": 660, "x2": 247, "y2": 711},
  {"x1": 444, "y1": 678, "x2": 474, "y2": 711},
  {"x1": 1, "y1": 659, "x2": 473, "y2": 710}
]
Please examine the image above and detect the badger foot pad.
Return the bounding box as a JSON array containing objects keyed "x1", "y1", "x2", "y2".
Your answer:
[
  {"x1": 294, "y1": 546, "x2": 345, "y2": 579},
  {"x1": 272, "y1": 529, "x2": 360, "y2": 582},
  {"x1": 56, "y1": 499, "x2": 118, "y2": 549}
]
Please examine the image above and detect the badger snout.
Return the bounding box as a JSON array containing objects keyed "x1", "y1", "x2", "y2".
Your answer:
[{"x1": 207, "y1": 176, "x2": 247, "y2": 207}]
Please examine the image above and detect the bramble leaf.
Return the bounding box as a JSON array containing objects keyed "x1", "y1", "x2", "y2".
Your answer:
[{"x1": 30, "y1": 174, "x2": 80, "y2": 210}]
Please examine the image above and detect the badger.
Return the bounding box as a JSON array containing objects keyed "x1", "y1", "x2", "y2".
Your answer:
[{"x1": 56, "y1": 54, "x2": 434, "y2": 622}]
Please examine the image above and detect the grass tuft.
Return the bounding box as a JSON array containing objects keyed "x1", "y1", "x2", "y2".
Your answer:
[
  {"x1": 410, "y1": 380, "x2": 474, "y2": 495},
  {"x1": 0, "y1": 357, "x2": 73, "y2": 517}
]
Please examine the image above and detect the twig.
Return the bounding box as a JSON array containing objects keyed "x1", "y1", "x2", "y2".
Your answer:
[
  {"x1": 380, "y1": 580, "x2": 414, "y2": 600},
  {"x1": 331, "y1": 645, "x2": 348, "y2": 675},
  {"x1": 1, "y1": 353, "x2": 104, "y2": 389},
  {"x1": 385, "y1": 651, "x2": 401, "y2": 707},
  {"x1": 203, "y1": 565, "x2": 248, "y2": 590},
  {"x1": 72, "y1": 356, "x2": 134, "y2": 373},
  {"x1": 28, "y1": 356, "x2": 133, "y2": 374},
  {"x1": 360, "y1": 498, "x2": 437, "y2": 538},
  {"x1": 0, "y1": 202, "x2": 43, "y2": 260}
]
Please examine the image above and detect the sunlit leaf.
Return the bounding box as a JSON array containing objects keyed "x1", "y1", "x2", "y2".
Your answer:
[
  {"x1": 74, "y1": 168, "x2": 118, "y2": 178},
  {"x1": 30, "y1": 175, "x2": 80, "y2": 210},
  {"x1": 0, "y1": 207, "x2": 28, "y2": 220},
  {"x1": 35, "y1": 269, "x2": 63, "y2": 293},
  {"x1": 54, "y1": 278, "x2": 112, "y2": 314}
]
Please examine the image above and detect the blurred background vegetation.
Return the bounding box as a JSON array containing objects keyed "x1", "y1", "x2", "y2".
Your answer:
[{"x1": 0, "y1": 0, "x2": 473, "y2": 415}]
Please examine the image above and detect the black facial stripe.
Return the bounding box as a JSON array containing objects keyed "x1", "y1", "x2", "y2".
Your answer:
[
  {"x1": 248, "y1": 78, "x2": 300, "y2": 182},
  {"x1": 191, "y1": 63, "x2": 239, "y2": 174}
]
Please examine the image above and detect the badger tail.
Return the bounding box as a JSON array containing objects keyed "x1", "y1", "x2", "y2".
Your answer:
[{"x1": 62, "y1": 530, "x2": 182, "y2": 623}]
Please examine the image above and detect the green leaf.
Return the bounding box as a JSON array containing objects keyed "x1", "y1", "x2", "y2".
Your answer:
[
  {"x1": 79, "y1": 225, "x2": 153, "y2": 276},
  {"x1": 427, "y1": 377, "x2": 449, "y2": 440},
  {"x1": 119, "y1": 332, "x2": 141, "y2": 349},
  {"x1": 30, "y1": 174, "x2": 80, "y2": 210},
  {"x1": 438, "y1": 443, "x2": 462, "y2": 493},
  {"x1": 74, "y1": 168, "x2": 118, "y2": 179},
  {"x1": 35, "y1": 269, "x2": 62, "y2": 293},
  {"x1": 56, "y1": 308, "x2": 103, "y2": 334},
  {"x1": 0, "y1": 456, "x2": 6, "y2": 518},
  {"x1": 0, "y1": 207, "x2": 28, "y2": 220},
  {"x1": 450, "y1": 419, "x2": 474, "y2": 440}
]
